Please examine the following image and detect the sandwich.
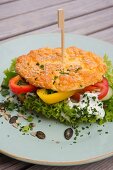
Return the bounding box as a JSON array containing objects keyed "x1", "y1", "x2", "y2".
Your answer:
[{"x1": 1, "y1": 46, "x2": 113, "y2": 125}]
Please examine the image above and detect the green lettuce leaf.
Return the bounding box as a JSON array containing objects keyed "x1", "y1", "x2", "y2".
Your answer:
[
  {"x1": 0, "y1": 58, "x2": 17, "y2": 96},
  {"x1": 103, "y1": 54, "x2": 113, "y2": 123},
  {"x1": 104, "y1": 54, "x2": 113, "y2": 88},
  {"x1": 2, "y1": 58, "x2": 17, "y2": 88}
]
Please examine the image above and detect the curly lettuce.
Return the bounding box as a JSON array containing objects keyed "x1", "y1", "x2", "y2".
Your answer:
[
  {"x1": 104, "y1": 54, "x2": 113, "y2": 88},
  {"x1": 0, "y1": 58, "x2": 17, "y2": 96},
  {"x1": 103, "y1": 55, "x2": 113, "y2": 123}
]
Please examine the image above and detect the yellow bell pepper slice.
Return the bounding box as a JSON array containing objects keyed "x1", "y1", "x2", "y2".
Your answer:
[{"x1": 37, "y1": 89, "x2": 76, "y2": 104}]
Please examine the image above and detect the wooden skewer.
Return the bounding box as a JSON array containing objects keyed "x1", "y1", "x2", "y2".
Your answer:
[{"x1": 58, "y1": 9, "x2": 64, "y2": 61}]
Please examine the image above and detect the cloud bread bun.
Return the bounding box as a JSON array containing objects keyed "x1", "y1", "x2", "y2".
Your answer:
[{"x1": 16, "y1": 46, "x2": 107, "y2": 91}]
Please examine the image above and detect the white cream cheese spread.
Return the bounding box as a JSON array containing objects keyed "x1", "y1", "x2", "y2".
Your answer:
[{"x1": 68, "y1": 92, "x2": 105, "y2": 119}]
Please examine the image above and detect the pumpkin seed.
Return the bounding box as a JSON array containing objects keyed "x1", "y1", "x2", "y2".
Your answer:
[
  {"x1": 9, "y1": 116, "x2": 18, "y2": 124},
  {"x1": 36, "y1": 131, "x2": 46, "y2": 139},
  {"x1": 64, "y1": 128, "x2": 73, "y2": 140}
]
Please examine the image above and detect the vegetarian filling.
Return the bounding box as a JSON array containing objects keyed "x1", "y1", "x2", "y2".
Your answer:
[{"x1": 0, "y1": 55, "x2": 113, "y2": 126}]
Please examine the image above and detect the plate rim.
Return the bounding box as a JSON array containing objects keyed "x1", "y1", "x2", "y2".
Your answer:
[
  {"x1": 1, "y1": 33, "x2": 113, "y2": 166},
  {"x1": 1, "y1": 149, "x2": 113, "y2": 165}
]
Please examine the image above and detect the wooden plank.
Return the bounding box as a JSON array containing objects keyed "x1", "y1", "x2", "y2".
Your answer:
[
  {"x1": 0, "y1": 154, "x2": 32, "y2": 170},
  {"x1": 0, "y1": 0, "x2": 72, "y2": 20},
  {"x1": 0, "y1": 0, "x2": 113, "y2": 40},
  {"x1": 0, "y1": 155, "x2": 18, "y2": 170},
  {"x1": 90, "y1": 27, "x2": 113, "y2": 44},
  {"x1": 1, "y1": 161, "x2": 32, "y2": 170},
  {"x1": 0, "y1": 0, "x2": 19, "y2": 5},
  {"x1": 61, "y1": 8, "x2": 113, "y2": 35},
  {"x1": 2, "y1": 7, "x2": 112, "y2": 42},
  {"x1": 33, "y1": 8, "x2": 113, "y2": 36},
  {"x1": 25, "y1": 157, "x2": 113, "y2": 170}
]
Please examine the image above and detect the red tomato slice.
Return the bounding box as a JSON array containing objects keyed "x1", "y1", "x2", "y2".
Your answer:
[
  {"x1": 93, "y1": 81, "x2": 109, "y2": 100},
  {"x1": 71, "y1": 77, "x2": 109, "y2": 101},
  {"x1": 84, "y1": 77, "x2": 109, "y2": 100},
  {"x1": 9, "y1": 75, "x2": 37, "y2": 94},
  {"x1": 83, "y1": 85, "x2": 98, "y2": 92},
  {"x1": 94, "y1": 77, "x2": 108, "y2": 87},
  {"x1": 101, "y1": 77, "x2": 108, "y2": 86}
]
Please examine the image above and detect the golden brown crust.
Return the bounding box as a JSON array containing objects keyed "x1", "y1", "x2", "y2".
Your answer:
[{"x1": 16, "y1": 46, "x2": 107, "y2": 91}]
